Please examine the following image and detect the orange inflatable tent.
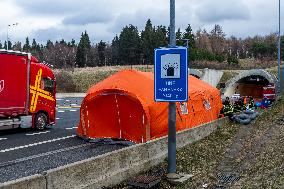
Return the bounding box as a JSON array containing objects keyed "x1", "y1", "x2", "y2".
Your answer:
[{"x1": 77, "y1": 69, "x2": 222, "y2": 143}]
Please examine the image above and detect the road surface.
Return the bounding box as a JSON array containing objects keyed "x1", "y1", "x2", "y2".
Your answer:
[{"x1": 0, "y1": 97, "x2": 125, "y2": 183}]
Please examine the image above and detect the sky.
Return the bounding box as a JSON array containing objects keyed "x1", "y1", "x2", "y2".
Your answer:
[{"x1": 0, "y1": 0, "x2": 283, "y2": 45}]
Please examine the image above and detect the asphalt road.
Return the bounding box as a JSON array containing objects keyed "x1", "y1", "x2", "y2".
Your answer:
[{"x1": 0, "y1": 97, "x2": 126, "y2": 183}]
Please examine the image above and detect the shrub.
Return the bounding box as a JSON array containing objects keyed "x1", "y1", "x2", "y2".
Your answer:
[
  {"x1": 227, "y1": 56, "x2": 239, "y2": 65},
  {"x1": 55, "y1": 71, "x2": 77, "y2": 92},
  {"x1": 215, "y1": 54, "x2": 225, "y2": 63}
]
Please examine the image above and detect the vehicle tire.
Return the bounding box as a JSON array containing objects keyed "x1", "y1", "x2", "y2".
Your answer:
[{"x1": 35, "y1": 112, "x2": 48, "y2": 130}]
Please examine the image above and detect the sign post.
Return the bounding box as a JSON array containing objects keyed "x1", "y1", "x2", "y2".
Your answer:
[
  {"x1": 154, "y1": 47, "x2": 188, "y2": 174},
  {"x1": 153, "y1": 1, "x2": 192, "y2": 183},
  {"x1": 168, "y1": 0, "x2": 177, "y2": 175}
]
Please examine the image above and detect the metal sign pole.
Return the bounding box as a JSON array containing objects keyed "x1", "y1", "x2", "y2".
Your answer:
[
  {"x1": 6, "y1": 25, "x2": 9, "y2": 50},
  {"x1": 278, "y1": 0, "x2": 281, "y2": 92},
  {"x1": 168, "y1": 0, "x2": 176, "y2": 174}
]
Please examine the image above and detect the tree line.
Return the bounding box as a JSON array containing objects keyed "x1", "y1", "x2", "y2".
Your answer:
[{"x1": 0, "y1": 19, "x2": 283, "y2": 69}]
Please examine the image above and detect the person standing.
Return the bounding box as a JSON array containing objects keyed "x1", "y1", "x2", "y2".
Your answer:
[{"x1": 222, "y1": 97, "x2": 234, "y2": 117}]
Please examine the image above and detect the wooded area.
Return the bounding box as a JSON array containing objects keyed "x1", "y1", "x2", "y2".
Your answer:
[{"x1": 1, "y1": 19, "x2": 283, "y2": 69}]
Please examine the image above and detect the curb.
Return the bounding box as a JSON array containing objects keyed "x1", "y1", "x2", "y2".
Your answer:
[{"x1": 56, "y1": 93, "x2": 86, "y2": 98}]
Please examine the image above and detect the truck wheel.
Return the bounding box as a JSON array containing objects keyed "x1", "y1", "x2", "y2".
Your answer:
[{"x1": 35, "y1": 113, "x2": 48, "y2": 130}]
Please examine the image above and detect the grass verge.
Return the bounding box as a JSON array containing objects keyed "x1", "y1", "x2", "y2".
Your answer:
[
  {"x1": 110, "y1": 96, "x2": 284, "y2": 189},
  {"x1": 109, "y1": 121, "x2": 240, "y2": 189}
]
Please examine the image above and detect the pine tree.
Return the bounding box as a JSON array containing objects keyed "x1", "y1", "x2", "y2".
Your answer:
[
  {"x1": 182, "y1": 24, "x2": 195, "y2": 49},
  {"x1": 23, "y1": 37, "x2": 30, "y2": 52},
  {"x1": 71, "y1": 39, "x2": 76, "y2": 47},
  {"x1": 46, "y1": 40, "x2": 54, "y2": 49},
  {"x1": 3, "y1": 40, "x2": 12, "y2": 50},
  {"x1": 60, "y1": 39, "x2": 67, "y2": 45},
  {"x1": 13, "y1": 42, "x2": 22, "y2": 51},
  {"x1": 4, "y1": 41, "x2": 7, "y2": 50},
  {"x1": 153, "y1": 25, "x2": 168, "y2": 49},
  {"x1": 31, "y1": 39, "x2": 37, "y2": 55},
  {"x1": 0, "y1": 42, "x2": 2, "y2": 49},
  {"x1": 76, "y1": 31, "x2": 91, "y2": 67},
  {"x1": 76, "y1": 34, "x2": 84, "y2": 67},
  {"x1": 111, "y1": 35, "x2": 120, "y2": 65},
  {"x1": 97, "y1": 40, "x2": 106, "y2": 66},
  {"x1": 32, "y1": 39, "x2": 37, "y2": 49},
  {"x1": 7, "y1": 41, "x2": 12, "y2": 50},
  {"x1": 118, "y1": 25, "x2": 141, "y2": 65},
  {"x1": 176, "y1": 28, "x2": 183, "y2": 46},
  {"x1": 68, "y1": 39, "x2": 76, "y2": 47},
  {"x1": 141, "y1": 19, "x2": 155, "y2": 64}
]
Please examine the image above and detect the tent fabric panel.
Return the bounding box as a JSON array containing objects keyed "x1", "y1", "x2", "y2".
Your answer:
[
  {"x1": 86, "y1": 70, "x2": 154, "y2": 106},
  {"x1": 77, "y1": 91, "x2": 148, "y2": 143},
  {"x1": 85, "y1": 94, "x2": 120, "y2": 139},
  {"x1": 77, "y1": 69, "x2": 222, "y2": 143},
  {"x1": 148, "y1": 103, "x2": 168, "y2": 140},
  {"x1": 116, "y1": 94, "x2": 146, "y2": 143}
]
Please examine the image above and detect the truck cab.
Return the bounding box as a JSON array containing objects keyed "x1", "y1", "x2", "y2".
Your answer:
[{"x1": 0, "y1": 50, "x2": 56, "y2": 130}]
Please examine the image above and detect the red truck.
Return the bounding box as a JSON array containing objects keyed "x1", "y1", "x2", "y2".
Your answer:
[
  {"x1": 0, "y1": 50, "x2": 56, "y2": 130},
  {"x1": 263, "y1": 84, "x2": 276, "y2": 101}
]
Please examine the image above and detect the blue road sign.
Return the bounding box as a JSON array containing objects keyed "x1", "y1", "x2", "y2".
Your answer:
[{"x1": 154, "y1": 47, "x2": 188, "y2": 102}]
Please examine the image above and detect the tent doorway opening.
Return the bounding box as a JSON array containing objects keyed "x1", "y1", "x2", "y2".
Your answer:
[
  {"x1": 85, "y1": 91, "x2": 148, "y2": 143},
  {"x1": 234, "y1": 75, "x2": 269, "y2": 99}
]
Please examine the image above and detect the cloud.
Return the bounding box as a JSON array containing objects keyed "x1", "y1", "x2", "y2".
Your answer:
[
  {"x1": 12, "y1": 0, "x2": 84, "y2": 15},
  {"x1": 12, "y1": 0, "x2": 158, "y2": 16},
  {"x1": 196, "y1": 0, "x2": 250, "y2": 23},
  {"x1": 109, "y1": 7, "x2": 169, "y2": 35},
  {"x1": 1, "y1": 0, "x2": 284, "y2": 44},
  {"x1": 63, "y1": 11, "x2": 113, "y2": 25},
  {"x1": 31, "y1": 27, "x2": 72, "y2": 43},
  {"x1": 31, "y1": 23, "x2": 115, "y2": 44}
]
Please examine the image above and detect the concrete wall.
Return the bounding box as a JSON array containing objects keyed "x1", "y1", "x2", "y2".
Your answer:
[
  {"x1": 189, "y1": 69, "x2": 203, "y2": 79},
  {"x1": 0, "y1": 118, "x2": 228, "y2": 189},
  {"x1": 56, "y1": 93, "x2": 86, "y2": 98},
  {"x1": 201, "y1": 68, "x2": 224, "y2": 87},
  {"x1": 224, "y1": 69, "x2": 278, "y2": 97},
  {"x1": 0, "y1": 175, "x2": 46, "y2": 189}
]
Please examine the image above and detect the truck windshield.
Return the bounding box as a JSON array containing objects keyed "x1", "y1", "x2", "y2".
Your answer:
[{"x1": 42, "y1": 78, "x2": 55, "y2": 93}]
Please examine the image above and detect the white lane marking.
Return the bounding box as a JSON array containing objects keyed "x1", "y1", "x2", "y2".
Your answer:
[
  {"x1": 65, "y1": 127, "x2": 78, "y2": 130},
  {"x1": 0, "y1": 143, "x2": 91, "y2": 167},
  {"x1": 26, "y1": 131, "x2": 50, "y2": 136},
  {"x1": 0, "y1": 138, "x2": 7, "y2": 141},
  {"x1": 0, "y1": 135, "x2": 76, "y2": 153},
  {"x1": 69, "y1": 109, "x2": 77, "y2": 112},
  {"x1": 71, "y1": 103, "x2": 77, "y2": 106},
  {"x1": 58, "y1": 110, "x2": 65, "y2": 113},
  {"x1": 65, "y1": 100, "x2": 70, "y2": 102},
  {"x1": 56, "y1": 98, "x2": 63, "y2": 101},
  {"x1": 56, "y1": 118, "x2": 60, "y2": 120}
]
